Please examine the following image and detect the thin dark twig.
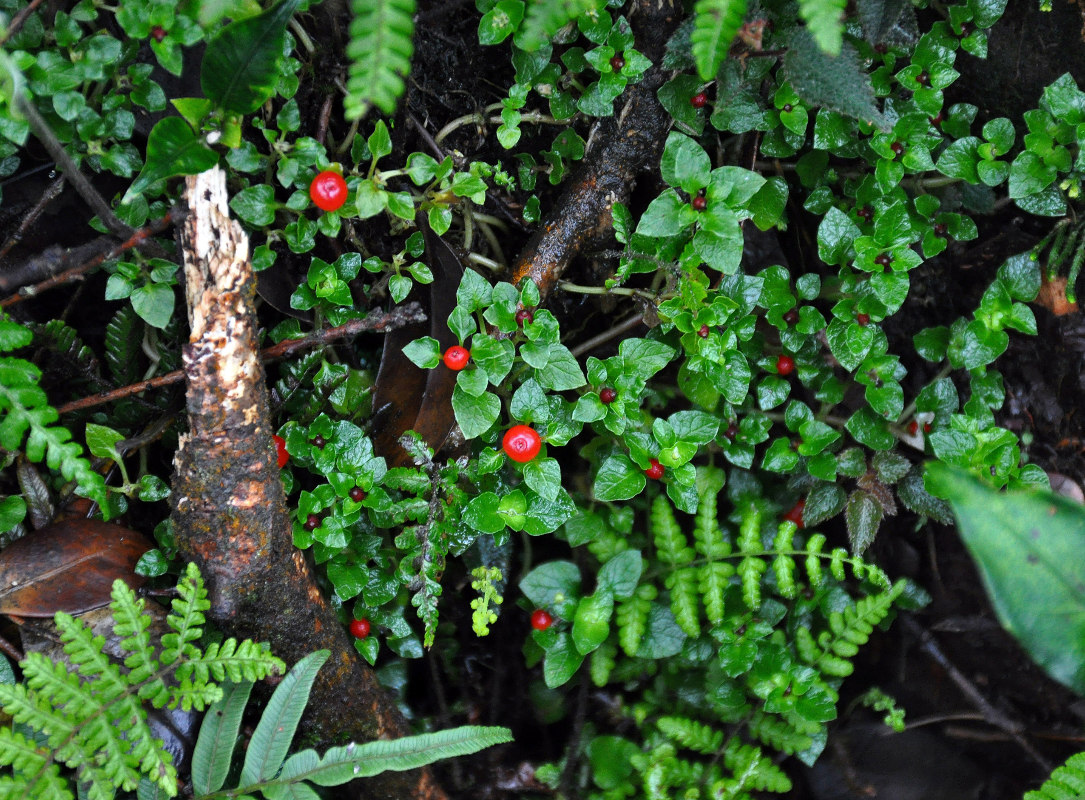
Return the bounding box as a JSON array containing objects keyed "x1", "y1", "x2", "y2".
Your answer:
[
  {"x1": 56, "y1": 302, "x2": 427, "y2": 415},
  {"x1": 1, "y1": 207, "x2": 181, "y2": 308},
  {"x1": 0, "y1": 174, "x2": 65, "y2": 261},
  {"x1": 0, "y1": 0, "x2": 45, "y2": 45},
  {"x1": 901, "y1": 615, "x2": 1052, "y2": 772}
]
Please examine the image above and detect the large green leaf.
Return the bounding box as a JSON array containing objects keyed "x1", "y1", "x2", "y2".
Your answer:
[
  {"x1": 191, "y1": 680, "x2": 254, "y2": 796},
  {"x1": 926, "y1": 463, "x2": 1085, "y2": 695},
  {"x1": 201, "y1": 0, "x2": 302, "y2": 114},
  {"x1": 124, "y1": 117, "x2": 218, "y2": 201}
]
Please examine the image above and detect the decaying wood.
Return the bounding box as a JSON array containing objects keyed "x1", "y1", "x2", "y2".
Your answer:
[
  {"x1": 510, "y1": 0, "x2": 679, "y2": 303},
  {"x1": 170, "y1": 168, "x2": 446, "y2": 800}
]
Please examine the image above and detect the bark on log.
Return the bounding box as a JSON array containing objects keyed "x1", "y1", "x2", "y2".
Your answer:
[{"x1": 170, "y1": 168, "x2": 446, "y2": 800}]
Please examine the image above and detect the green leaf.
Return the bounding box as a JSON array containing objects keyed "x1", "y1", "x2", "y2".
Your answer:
[
  {"x1": 192, "y1": 681, "x2": 254, "y2": 795},
  {"x1": 124, "y1": 117, "x2": 218, "y2": 202},
  {"x1": 594, "y1": 454, "x2": 647, "y2": 501},
  {"x1": 451, "y1": 387, "x2": 500, "y2": 439},
  {"x1": 230, "y1": 184, "x2": 277, "y2": 227},
  {"x1": 345, "y1": 0, "x2": 416, "y2": 119},
  {"x1": 543, "y1": 632, "x2": 585, "y2": 688},
  {"x1": 85, "y1": 423, "x2": 124, "y2": 461},
  {"x1": 597, "y1": 551, "x2": 643, "y2": 600},
  {"x1": 276, "y1": 726, "x2": 513, "y2": 785},
  {"x1": 781, "y1": 32, "x2": 887, "y2": 129},
  {"x1": 845, "y1": 490, "x2": 883, "y2": 556},
  {"x1": 925, "y1": 464, "x2": 1085, "y2": 695},
  {"x1": 202, "y1": 0, "x2": 301, "y2": 114},
  {"x1": 691, "y1": 0, "x2": 746, "y2": 81},
  {"x1": 521, "y1": 560, "x2": 581, "y2": 616},
  {"x1": 240, "y1": 650, "x2": 330, "y2": 786},
  {"x1": 572, "y1": 591, "x2": 613, "y2": 655},
  {"x1": 131, "y1": 282, "x2": 175, "y2": 330}
]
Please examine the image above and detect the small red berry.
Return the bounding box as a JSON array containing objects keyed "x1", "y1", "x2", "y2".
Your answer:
[
  {"x1": 515, "y1": 308, "x2": 534, "y2": 326},
  {"x1": 644, "y1": 458, "x2": 665, "y2": 480},
  {"x1": 890, "y1": 141, "x2": 904, "y2": 157},
  {"x1": 690, "y1": 92, "x2": 708, "y2": 109},
  {"x1": 531, "y1": 609, "x2": 553, "y2": 631},
  {"x1": 697, "y1": 324, "x2": 710, "y2": 338},
  {"x1": 609, "y1": 54, "x2": 625, "y2": 71},
  {"x1": 923, "y1": 422, "x2": 932, "y2": 433},
  {"x1": 443, "y1": 345, "x2": 470, "y2": 371},
  {"x1": 349, "y1": 486, "x2": 367, "y2": 502},
  {"x1": 273, "y1": 434, "x2": 289, "y2": 468},
  {"x1": 309, "y1": 170, "x2": 348, "y2": 212},
  {"x1": 150, "y1": 25, "x2": 167, "y2": 42},
  {"x1": 783, "y1": 498, "x2": 805, "y2": 529},
  {"x1": 600, "y1": 387, "x2": 617, "y2": 404},
  {"x1": 783, "y1": 308, "x2": 800, "y2": 325},
  {"x1": 856, "y1": 312, "x2": 871, "y2": 326},
  {"x1": 776, "y1": 355, "x2": 795, "y2": 376},
  {"x1": 304, "y1": 513, "x2": 321, "y2": 531},
  {"x1": 503, "y1": 425, "x2": 542, "y2": 463},
  {"x1": 908, "y1": 420, "x2": 919, "y2": 435},
  {"x1": 349, "y1": 618, "x2": 371, "y2": 639},
  {"x1": 310, "y1": 434, "x2": 327, "y2": 449},
  {"x1": 875, "y1": 253, "x2": 892, "y2": 270},
  {"x1": 691, "y1": 194, "x2": 707, "y2": 211}
]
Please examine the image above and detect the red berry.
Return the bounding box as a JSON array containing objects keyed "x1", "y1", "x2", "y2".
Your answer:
[
  {"x1": 304, "y1": 513, "x2": 321, "y2": 531},
  {"x1": 150, "y1": 25, "x2": 167, "y2": 42},
  {"x1": 691, "y1": 194, "x2": 707, "y2": 211},
  {"x1": 890, "y1": 141, "x2": 904, "y2": 157},
  {"x1": 349, "y1": 486, "x2": 367, "y2": 502},
  {"x1": 776, "y1": 355, "x2": 795, "y2": 376},
  {"x1": 600, "y1": 387, "x2": 617, "y2": 404},
  {"x1": 273, "y1": 434, "x2": 289, "y2": 468},
  {"x1": 783, "y1": 308, "x2": 800, "y2": 325},
  {"x1": 875, "y1": 253, "x2": 892, "y2": 270},
  {"x1": 309, "y1": 170, "x2": 348, "y2": 212},
  {"x1": 515, "y1": 308, "x2": 534, "y2": 326},
  {"x1": 310, "y1": 434, "x2": 327, "y2": 449},
  {"x1": 443, "y1": 345, "x2": 470, "y2": 370},
  {"x1": 923, "y1": 422, "x2": 932, "y2": 433},
  {"x1": 908, "y1": 420, "x2": 919, "y2": 435},
  {"x1": 856, "y1": 312, "x2": 871, "y2": 326},
  {"x1": 644, "y1": 458, "x2": 664, "y2": 480},
  {"x1": 697, "y1": 324, "x2": 710, "y2": 338},
  {"x1": 349, "y1": 618, "x2": 371, "y2": 639},
  {"x1": 609, "y1": 54, "x2": 625, "y2": 71},
  {"x1": 690, "y1": 92, "x2": 708, "y2": 109},
  {"x1": 783, "y1": 498, "x2": 805, "y2": 529},
  {"x1": 530, "y1": 609, "x2": 553, "y2": 631},
  {"x1": 503, "y1": 425, "x2": 542, "y2": 463}
]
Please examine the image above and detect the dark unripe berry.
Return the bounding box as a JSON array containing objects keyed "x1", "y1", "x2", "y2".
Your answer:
[
  {"x1": 600, "y1": 387, "x2": 617, "y2": 404},
  {"x1": 782, "y1": 103, "x2": 793, "y2": 113},
  {"x1": 916, "y1": 71, "x2": 930, "y2": 87},
  {"x1": 890, "y1": 141, "x2": 905, "y2": 157},
  {"x1": 304, "y1": 513, "x2": 321, "y2": 531},
  {"x1": 783, "y1": 308, "x2": 799, "y2": 325},
  {"x1": 151, "y1": 25, "x2": 167, "y2": 42},
  {"x1": 776, "y1": 355, "x2": 795, "y2": 376},
  {"x1": 875, "y1": 253, "x2": 892, "y2": 270},
  {"x1": 531, "y1": 609, "x2": 553, "y2": 630},
  {"x1": 349, "y1": 486, "x2": 366, "y2": 502},
  {"x1": 690, "y1": 92, "x2": 708, "y2": 109},
  {"x1": 724, "y1": 421, "x2": 739, "y2": 440},
  {"x1": 933, "y1": 222, "x2": 948, "y2": 236},
  {"x1": 609, "y1": 54, "x2": 625, "y2": 71},
  {"x1": 691, "y1": 194, "x2": 707, "y2": 211},
  {"x1": 310, "y1": 434, "x2": 327, "y2": 449},
  {"x1": 856, "y1": 312, "x2": 871, "y2": 326},
  {"x1": 349, "y1": 618, "x2": 371, "y2": 639},
  {"x1": 515, "y1": 309, "x2": 534, "y2": 326},
  {"x1": 644, "y1": 459, "x2": 665, "y2": 480},
  {"x1": 697, "y1": 324, "x2": 710, "y2": 338},
  {"x1": 857, "y1": 205, "x2": 873, "y2": 221}
]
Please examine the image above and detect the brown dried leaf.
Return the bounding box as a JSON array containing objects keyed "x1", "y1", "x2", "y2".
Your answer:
[
  {"x1": 1035, "y1": 276, "x2": 1079, "y2": 316},
  {"x1": 0, "y1": 519, "x2": 151, "y2": 617}
]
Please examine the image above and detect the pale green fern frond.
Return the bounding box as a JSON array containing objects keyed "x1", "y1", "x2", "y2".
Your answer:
[
  {"x1": 1026, "y1": 751, "x2": 1085, "y2": 799},
  {"x1": 691, "y1": 0, "x2": 747, "y2": 81},
  {"x1": 518, "y1": 0, "x2": 601, "y2": 52},
  {"x1": 344, "y1": 0, "x2": 416, "y2": 120},
  {"x1": 798, "y1": 0, "x2": 845, "y2": 54}
]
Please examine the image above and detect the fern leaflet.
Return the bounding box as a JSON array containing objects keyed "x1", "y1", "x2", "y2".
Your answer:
[
  {"x1": 691, "y1": 0, "x2": 747, "y2": 81},
  {"x1": 1025, "y1": 750, "x2": 1085, "y2": 799},
  {"x1": 345, "y1": 0, "x2": 416, "y2": 120},
  {"x1": 518, "y1": 0, "x2": 601, "y2": 52},
  {"x1": 798, "y1": 0, "x2": 845, "y2": 54}
]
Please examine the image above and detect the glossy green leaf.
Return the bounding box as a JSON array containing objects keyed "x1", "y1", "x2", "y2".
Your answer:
[
  {"x1": 192, "y1": 680, "x2": 254, "y2": 795},
  {"x1": 572, "y1": 591, "x2": 613, "y2": 655},
  {"x1": 124, "y1": 117, "x2": 218, "y2": 201},
  {"x1": 926, "y1": 464, "x2": 1085, "y2": 695}
]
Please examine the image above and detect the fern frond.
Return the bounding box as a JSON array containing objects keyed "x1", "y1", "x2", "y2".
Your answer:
[
  {"x1": 656, "y1": 716, "x2": 725, "y2": 754},
  {"x1": 616, "y1": 585, "x2": 654, "y2": 657},
  {"x1": 772, "y1": 523, "x2": 798, "y2": 599},
  {"x1": 111, "y1": 583, "x2": 159, "y2": 687},
  {"x1": 105, "y1": 306, "x2": 142, "y2": 385},
  {"x1": 691, "y1": 0, "x2": 747, "y2": 81},
  {"x1": 798, "y1": 0, "x2": 844, "y2": 54},
  {"x1": 652, "y1": 494, "x2": 693, "y2": 565},
  {"x1": 812, "y1": 580, "x2": 904, "y2": 676},
  {"x1": 0, "y1": 726, "x2": 50, "y2": 774},
  {"x1": 738, "y1": 556, "x2": 766, "y2": 609},
  {"x1": 162, "y1": 562, "x2": 209, "y2": 666},
  {"x1": 590, "y1": 641, "x2": 616, "y2": 686},
  {"x1": 720, "y1": 739, "x2": 791, "y2": 794},
  {"x1": 518, "y1": 0, "x2": 600, "y2": 52},
  {"x1": 1025, "y1": 751, "x2": 1085, "y2": 800},
  {"x1": 747, "y1": 710, "x2": 814, "y2": 755},
  {"x1": 344, "y1": 0, "x2": 416, "y2": 120},
  {"x1": 666, "y1": 567, "x2": 701, "y2": 638}
]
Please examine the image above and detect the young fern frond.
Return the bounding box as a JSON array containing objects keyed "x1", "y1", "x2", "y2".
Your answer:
[
  {"x1": 746, "y1": 709, "x2": 814, "y2": 755},
  {"x1": 719, "y1": 739, "x2": 792, "y2": 796},
  {"x1": 0, "y1": 563, "x2": 284, "y2": 800},
  {"x1": 344, "y1": 0, "x2": 416, "y2": 120},
  {"x1": 656, "y1": 715, "x2": 725, "y2": 755},
  {"x1": 1025, "y1": 751, "x2": 1085, "y2": 800},
  {"x1": 798, "y1": 0, "x2": 845, "y2": 55},
  {"x1": 518, "y1": 0, "x2": 601, "y2": 52},
  {"x1": 104, "y1": 305, "x2": 142, "y2": 385},
  {"x1": 616, "y1": 584, "x2": 654, "y2": 657},
  {"x1": 691, "y1": 0, "x2": 747, "y2": 81}
]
